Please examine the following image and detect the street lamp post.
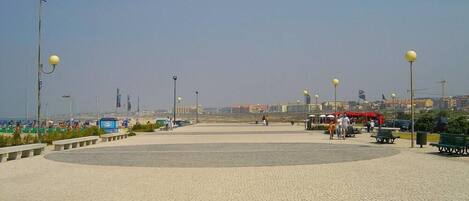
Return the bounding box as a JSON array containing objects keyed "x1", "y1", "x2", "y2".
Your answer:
[
  {"x1": 195, "y1": 91, "x2": 199, "y2": 124},
  {"x1": 62, "y1": 95, "x2": 73, "y2": 125},
  {"x1": 315, "y1": 94, "x2": 319, "y2": 123},
  {"x1": 405, "y1": 50, "x2": 417, "y2": 148},
  {"x1": 303, "y1": 90, "x2": 309, "y2": 113},
  {"x1": 332, "y1": 78, "x2": 340, "y2": 118},
  {"x1": 37, "y1": 0, "x2": 60, "y2": 137},
  {"x1": 172, "y1": 76, "x2": 177, "y2": 123},
  {"x1": 391, "y1": 93, "x2": 396, "y2": 127}
]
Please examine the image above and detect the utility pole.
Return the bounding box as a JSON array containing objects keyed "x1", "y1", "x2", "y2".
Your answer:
[
  {"x1": 137, "y1": 96, "x2": 140, "y2": 123},
  {"x1": 172, "y1": 76, "x2": 177, "y2": 122},
  {"x1": 96, "y1": 96, "x2": 100, "y2": 121},
  {"x1": 195, "y1": 91, "x2": 199, "y2": 124},
  {"x1": 437, "y1": 80, "x2": 447, "y2": 110}
]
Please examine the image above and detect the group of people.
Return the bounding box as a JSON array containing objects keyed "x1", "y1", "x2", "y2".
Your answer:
[
  {"x1": 328, "y1": 115, "x2": 350, "y2": 140},
  {"x1": 365, "y1": 120, "x2": 376, "y2": 133},
  {"x1": 164, "y1": 117, "x2": 174, "y2": 131}
]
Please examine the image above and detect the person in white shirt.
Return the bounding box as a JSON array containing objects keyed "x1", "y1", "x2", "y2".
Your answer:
[
  {"x1": 341, "y1": 115, "x2": 350, "y2": 139},
  {"x1": 370, "y1": 120, "x2": 375, "y2": 132}
]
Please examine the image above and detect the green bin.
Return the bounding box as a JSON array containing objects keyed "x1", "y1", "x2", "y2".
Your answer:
[{"x1": 417, "y1": 132, "x2": 428, "y2": 148}]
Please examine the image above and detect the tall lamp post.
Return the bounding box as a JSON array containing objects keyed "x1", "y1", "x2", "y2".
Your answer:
[
  {"x1": 405, "y1": 50, "x2": 417, "y2": 148},
  {"x1": 172, "y1": 76, "x2": 177, "y2": 122},
  {"x1": 314, "y1": 94, "x2": 319, "y2": 123},
  {"x1": 62, "y1": 95, "x2": 73, "y2": 125},
  {"x1": 391, "y1": 93, "x2": 396, "y2": 127},
  {"x1": 195, "y1": 91, "x2": 199, "y2": 124},
  {"x1": 37, "y1": 0, "x2": 60, "y2": 136},
  {"x1": 332, "y1": 78, "x2": 340, "y2": 118},
  {"x1": 303, "y1": 90, "x2": 309, "y2": 113}
]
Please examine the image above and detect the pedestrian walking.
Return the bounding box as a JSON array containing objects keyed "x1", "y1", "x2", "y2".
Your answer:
[
  {"x1": 262, "y1": 115, "x2": 266, "y2": 126},
  {"x1": 336, "y1": 115, "x2": 343, "y2": 139},
  {"x1": 370, "y1": 120, "x2": 375, "y2": 132},
  {"x1": 169, "y1": 118, "x2": 174, "y2": 131},
  {"x1": 366, "y1": 120, "x2": 371, "y2": 133},
  {"x1": 341, "y1": 115, "x2": 350, "y2": 140},
  {"x1": 265, "y1": 115, "x2": 269, "y2": 126},
  {"x1": 165, "y1": 116, "x2": 170, "y2": 131},
  {"x1": 328, "y1": 121, "x2": 335, "y2": 140}
]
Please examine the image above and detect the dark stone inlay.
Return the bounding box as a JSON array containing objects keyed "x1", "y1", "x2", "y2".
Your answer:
[{"x1": 45, "y1": 143, "x2": 399, "y2": 168}]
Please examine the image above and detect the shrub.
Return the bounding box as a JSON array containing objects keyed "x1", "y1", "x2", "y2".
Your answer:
[
  {"x1": 82, "y1": 126, "x2": 105, "y2": 136},
  {"x1": 131, "y1": 123, "x2": 159, "y2": 132},
  {"x1": 415, "y1": 112, "x2": 436, "y2": 132},
  {"x1": 0, "y1": 135, "x2": 12, "y2": 148},
  {"x1": 447, "y1": 116, "x2": 469, "y2": 134}
]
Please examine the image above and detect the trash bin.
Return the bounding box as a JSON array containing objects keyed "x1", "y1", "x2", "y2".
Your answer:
[
  {"x1": 416, "y1": 131, "x2": 427, "y2": 148},
  {"x1": 306, "y1": 118, "x2": 312, "y2": 130}
]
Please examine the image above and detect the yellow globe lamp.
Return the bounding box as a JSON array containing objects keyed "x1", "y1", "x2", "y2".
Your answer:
[
  {"x1": 332, "y1": 78, "x2": 340, "y2": 86},
  {"x1": 49, "y1": 55, "x2": 60, "y2": 66},
  {"x1": 405, "y1": 50, "x2": 417, "y2": 62}
]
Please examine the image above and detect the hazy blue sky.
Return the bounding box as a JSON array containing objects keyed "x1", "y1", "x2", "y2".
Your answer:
[{"x1": 1, "y1": 0, "x2": 468, "y2": 118}]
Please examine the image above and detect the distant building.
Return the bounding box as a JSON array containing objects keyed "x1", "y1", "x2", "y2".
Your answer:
[
  {"x1": 175, "y1": 106, "x2": 204, "y2": 114},
  {"x1": 321, "y1": 101, "x2": 350, "y2": 112},
  {"x1": 286, "y1": 104, "x2": 321, "y2": 113},
  {"x1": 455, "y1": 95, "x2": 469, "y2": 111},
  {"x1": 219, "y1": 105, "x2": 249, "y2": 114},
  {"x1": 268, "y1": 104, "x2": 288, "y2": 113},
  {"x1": 203, "y1": 107, "x2": 219, "y2": 114},
  {"x1": 383, "y1": 98, "x2": 433, "y2": 110},
  {"x1": 248, "y1": 104, "x2": 268, "y2": 113}
]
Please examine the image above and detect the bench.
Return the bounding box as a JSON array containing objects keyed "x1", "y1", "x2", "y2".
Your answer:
[
  {"x1": 430, "y1": 133, "x2": 468, "y2": 155},
  {"x1": 52, "y1": 136, "x2": 99, "y2": 151},
  {"x1": 372, "y1": 129, "x2": 399, "y2": 144},
  {"x1": 100, "y1": 133, "x2": 128, "y2": 142},
  {"x1": 0, "y1": 143, "x2": 46, "y2": 162}
]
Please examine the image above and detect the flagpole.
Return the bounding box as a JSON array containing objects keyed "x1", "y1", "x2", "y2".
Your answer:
[{"x1": 137, "y1": 96, "x2": 140, "y2": 124}]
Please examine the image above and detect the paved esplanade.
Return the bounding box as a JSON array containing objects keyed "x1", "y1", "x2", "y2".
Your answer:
[{"x1": 1, "y1": 123, "x2": 469, "y2": 201}]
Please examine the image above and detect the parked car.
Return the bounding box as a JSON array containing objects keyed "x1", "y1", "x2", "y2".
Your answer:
[
  {"x1": 155, "y1": 118, "x2": 170, "y2": 127},
  {"x1": 382, "y1": 119, "x2": 411, "y2": 131}
]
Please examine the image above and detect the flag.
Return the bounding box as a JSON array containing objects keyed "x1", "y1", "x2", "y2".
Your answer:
[
  {"x1": 137, "y1": 96, "x2": 140, "y2": 113},
  {"x1": 127, "y1": 95, "x2": 131, "y2": 112},
  {"x1": 116, "y1": 88, "x2": 121, "y2": 108},
  {"x1": 359, "y1": 90, "x2": 366, "y2": 101},
  {"x1": 382, "y1": 94, "x2": 387, "y2": 101}
]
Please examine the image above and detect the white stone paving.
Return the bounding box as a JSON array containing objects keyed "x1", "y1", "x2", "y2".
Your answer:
[{"x1": 0, "y1": 123, "x2": 468, "y2": 201}]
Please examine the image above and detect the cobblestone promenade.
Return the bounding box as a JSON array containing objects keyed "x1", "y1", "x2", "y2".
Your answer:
[{"x1": 1, "y1": 123, "x2": 468, "y2": 201}]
